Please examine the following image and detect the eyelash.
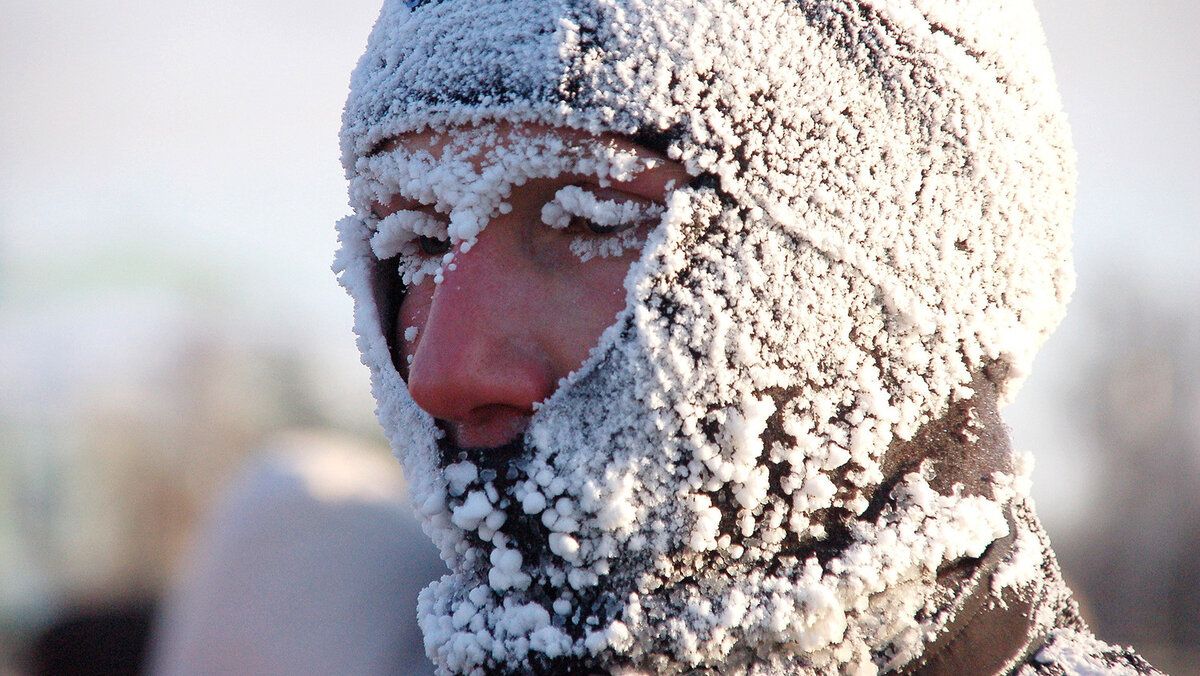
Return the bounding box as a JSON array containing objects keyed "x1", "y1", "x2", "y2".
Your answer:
[{"x1": 542, "y1": 186, "x2": 663, "y2": 235}]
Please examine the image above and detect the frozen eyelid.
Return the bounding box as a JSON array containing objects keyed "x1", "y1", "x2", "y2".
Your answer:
[
  {"x1": 370, "y1": 209, "x2": 448, "y2": 260},
  {"x1": 541, "y1": 186, "x2": 664, "y2": 232},
  {"x1": 566, "y1": 227, "x2": 644, "y2": 262},
  {"x1": 575, "y1": 216, "x2": 626, "y2": 236},
  {"x1": 365, "y1": 209, "x2": 451, "y2": 284}
]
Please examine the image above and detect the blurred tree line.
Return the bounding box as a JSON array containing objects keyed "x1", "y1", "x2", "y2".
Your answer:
[
  {"x1": 1054, "y1": 279, "x2": 1200, "y2": 674},
  {"x1": 0, "y1": 299, "x2": 383, "y2": 674}
]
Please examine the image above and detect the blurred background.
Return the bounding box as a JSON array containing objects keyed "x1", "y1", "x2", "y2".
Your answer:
[{"x1": 1, "y1": 0, "x2": 1196, "y2": 674}]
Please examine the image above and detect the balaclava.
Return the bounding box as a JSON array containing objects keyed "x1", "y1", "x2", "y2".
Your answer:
[{"x1": 335, "y1": 0, "x2": 1082, "y2": 673}]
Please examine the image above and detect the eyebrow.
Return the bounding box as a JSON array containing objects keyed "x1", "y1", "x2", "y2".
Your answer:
[{"x1": 371, "y1": 195, "x2": 437, "y2": 219}]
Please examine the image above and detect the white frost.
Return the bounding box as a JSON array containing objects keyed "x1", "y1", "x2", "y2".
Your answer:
[{"x1": 337, "y1": 0, "x2": 1077, "y2": 672}]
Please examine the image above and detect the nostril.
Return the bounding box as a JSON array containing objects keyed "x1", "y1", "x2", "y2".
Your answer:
[
  {"x1": 443, "y1": 405, "x2": 534, "y2": 451},
  {"x1": 435, "y1": 419, "x2": 528, "y2": 472}
]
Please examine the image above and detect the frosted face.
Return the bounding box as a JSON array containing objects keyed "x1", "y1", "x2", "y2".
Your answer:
[
  {"x1": 369, "y1": 122, "x2": 690, "y2": 450},
  {"x1": 335, "y1": 0, "x2": 1077, "y2": 669}
]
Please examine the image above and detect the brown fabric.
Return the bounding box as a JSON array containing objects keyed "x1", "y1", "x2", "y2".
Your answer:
[
  {"x1": 893, "y1": 520, "x2": 1035, "y2": 676},
  {"x1": 910, "y1": 589, "x2": 1034, "y2": 676},
  {"x1": 880, "y1": 370, "x2": 1013, "y2": 502},
  {"x1": 879, "y1": 371, "x2": 1036, "y2": 675}
]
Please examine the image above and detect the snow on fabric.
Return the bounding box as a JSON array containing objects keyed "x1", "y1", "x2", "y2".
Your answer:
[{"x1": 334, "y1": 0, "x2": 1077, "y2": 673}]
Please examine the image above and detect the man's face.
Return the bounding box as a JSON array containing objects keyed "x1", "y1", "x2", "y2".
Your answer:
[{"x1": 370, "y1": 122, "x2": 690, "y2": 451}]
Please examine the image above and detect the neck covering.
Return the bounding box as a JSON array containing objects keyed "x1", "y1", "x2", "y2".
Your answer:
[{"x1": 335, "y1": 0, "x2": 1077, "y2": 672}]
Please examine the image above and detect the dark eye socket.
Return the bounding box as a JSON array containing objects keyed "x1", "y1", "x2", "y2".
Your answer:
[{"x1": 417, "y1": 235, "x2": 452, "y2": 257}]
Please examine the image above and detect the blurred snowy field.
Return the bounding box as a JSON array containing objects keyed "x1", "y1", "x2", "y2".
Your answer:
[{"x1": 1, "y1": 0, "x2": 1197, "y2": 672}]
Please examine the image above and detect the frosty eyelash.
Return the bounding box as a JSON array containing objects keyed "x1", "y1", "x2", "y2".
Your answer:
[
  {"x1": 370, "y1": 210, "x2": 447, "y2": 259},
  {"x1": 369, "y1": 210, "x2": 451, "y2": 285},
  {"x1": 541, "y1": 185, "x2": 664, "y2": 233},
  {"x1": 542, "y1": 185, "x2": 665, "y2": 261}
]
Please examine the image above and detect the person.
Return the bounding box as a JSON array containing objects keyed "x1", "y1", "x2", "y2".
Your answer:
[
  {"x1": 149, "y1": 434, "x2": 442, "y2": 675},
  {"x1": 334, "y1": 0, "x2": 1164, "y2": 673}
]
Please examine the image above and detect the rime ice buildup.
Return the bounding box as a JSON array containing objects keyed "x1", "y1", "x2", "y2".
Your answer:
[{"x1": 334, "y1": 1, "x2": 1164, "y2": 674}]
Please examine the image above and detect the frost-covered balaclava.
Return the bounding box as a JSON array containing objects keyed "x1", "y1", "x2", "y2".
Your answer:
[{"x1": 335, "y1": 0, "x2": 1075, "y2": 673}]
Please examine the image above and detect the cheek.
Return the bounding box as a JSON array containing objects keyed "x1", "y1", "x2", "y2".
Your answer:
[
  {"x1": 562, "y1": 250, "x2": 639, "y2": 354},
  {"x1": 585, "y1": 254, "x2": 636, "y2": 313},
  {"x1": 395, "y1": 279, "x2": 435, "y2": 374}
]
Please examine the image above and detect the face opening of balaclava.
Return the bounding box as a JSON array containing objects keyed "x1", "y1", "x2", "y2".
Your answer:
[{"x1": 334, "y1": 0, "x2": 1077, "y2": 674}]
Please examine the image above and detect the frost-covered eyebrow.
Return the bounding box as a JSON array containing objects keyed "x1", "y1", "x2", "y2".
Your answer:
[{"x1": 371, "y1": 194, "x2": 433, "y2": 220}]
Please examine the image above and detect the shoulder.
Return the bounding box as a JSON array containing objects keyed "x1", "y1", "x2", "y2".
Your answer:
[{"x1": 1012, "y1": 629, "x2": 1165, "y2": 676}]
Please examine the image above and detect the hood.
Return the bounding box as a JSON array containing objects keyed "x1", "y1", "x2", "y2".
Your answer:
[{"x1": 334, "y1": 0, "x2": 1075, "y2": 672}]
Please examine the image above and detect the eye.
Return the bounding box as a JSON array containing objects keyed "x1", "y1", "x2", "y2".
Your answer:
[
  {"x1": 569, "y1": 214, "x2": 639, "y2": 236},
  {"x1": 547, "y1": 186, "x2": 664, "y2": 237},
  {"x1": 417, "y1": 234, "x2": 452, "y2": 257}
]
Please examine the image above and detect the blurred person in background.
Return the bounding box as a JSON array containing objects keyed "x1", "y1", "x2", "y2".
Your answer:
[{"x1": 149, "y1": 433, "x2": 442, "y2": 675}]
